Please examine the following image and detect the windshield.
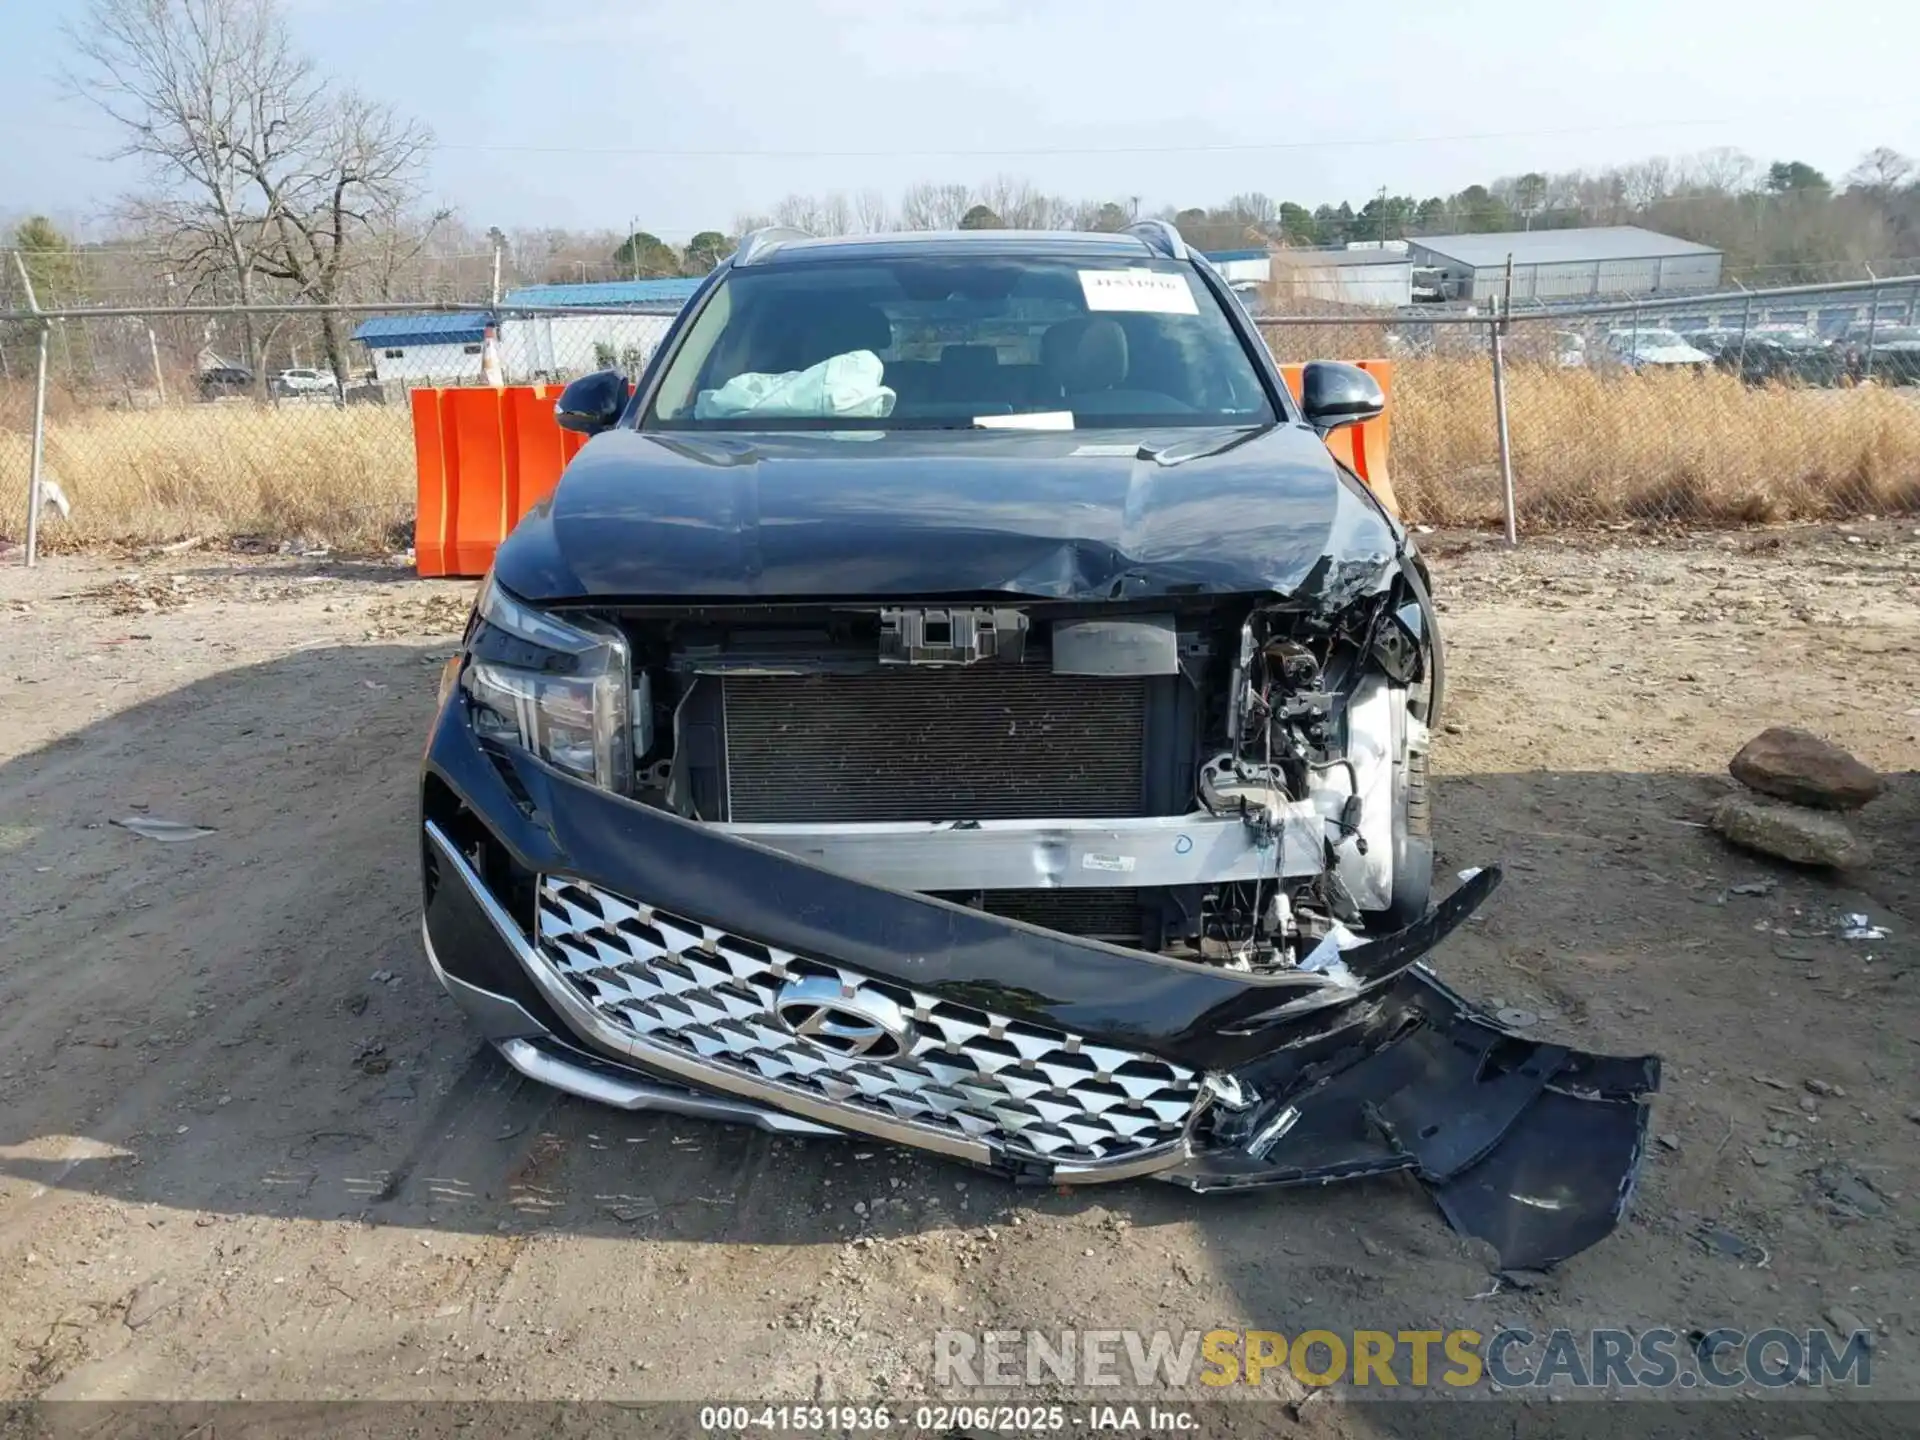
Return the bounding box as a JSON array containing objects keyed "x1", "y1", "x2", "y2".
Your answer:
[
  {"x1": 1754, "y1": 326, "x2": 1821, "y2": 346},
  {"x1": 643, "y1": 256, "x2": 1276, "y2": 431},
  {"x1": 1612, "y1": 329, "x2": 1689, "y2": 350}
]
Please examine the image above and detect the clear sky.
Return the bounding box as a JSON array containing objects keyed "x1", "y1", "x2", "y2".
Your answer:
[{"x1": 2, "y1": 0, "x2": 1915, "y2": 240}]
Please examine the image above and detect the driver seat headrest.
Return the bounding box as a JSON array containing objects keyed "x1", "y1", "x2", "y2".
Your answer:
[{"x1": 1042, "y1": 317, "x2": 1129, "y2": 393}]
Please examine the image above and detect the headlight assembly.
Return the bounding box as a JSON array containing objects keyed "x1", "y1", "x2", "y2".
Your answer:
[{"x1": 460, "y1": 574, "x2": 634, "y2": 793}]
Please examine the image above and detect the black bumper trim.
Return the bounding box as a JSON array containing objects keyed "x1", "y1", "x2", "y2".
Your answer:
[
  {"x1": 419, "y1": 699, "x2": 1662, "y2": 1268},
  {"x1": 420, "y1": 695, "x2": 1499, "y2": 1072},
  {"x1": 1167, "y1": 967, "x2": 1661, "y2": 1271}
]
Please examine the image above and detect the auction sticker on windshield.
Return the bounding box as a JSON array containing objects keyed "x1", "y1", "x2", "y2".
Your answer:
[{"x1": 1080, "y1": 268, "x2": 1199, "y2": 315}]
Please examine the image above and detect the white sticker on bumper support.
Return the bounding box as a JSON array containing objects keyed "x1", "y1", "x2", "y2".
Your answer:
[
  {"x1": 1082, "y1": 853, "x2": 1137, "y2": 873},
  {"x1": 1079, "y1": 269, "x2": 1199, "y2": 315}
]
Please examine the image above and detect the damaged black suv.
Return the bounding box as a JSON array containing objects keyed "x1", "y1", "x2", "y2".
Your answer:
[{"x1": 421, "y1": 223, "x2": 1658, "y2": 1269}]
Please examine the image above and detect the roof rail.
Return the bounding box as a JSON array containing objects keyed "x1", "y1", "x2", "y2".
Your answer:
[
  {"x1": 1125, "y1": 219, "x2": 1188, "y2": 262},
  {"x1": 734, "y1": 226, "x2": 813, "y2": 266}
]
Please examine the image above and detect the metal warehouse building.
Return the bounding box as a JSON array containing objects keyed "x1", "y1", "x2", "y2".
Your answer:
[
  {"x1": 1266, "y1": 247, "x2": 1414, "y2": 309},
  {"x1": 354, "y1": 278, "x2": 704, "y2": 385},
  {"x1": 1406, "y1": 226, "x2": 1723, "y2": 303}
]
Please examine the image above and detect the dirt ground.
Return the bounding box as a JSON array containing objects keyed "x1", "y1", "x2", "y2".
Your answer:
[{"x1": 0, "y1": 524, "x2": 1916, "y2": 1430}]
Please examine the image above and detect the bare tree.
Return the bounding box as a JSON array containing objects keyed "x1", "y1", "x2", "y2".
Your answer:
[
  {"x1": 995, "y1": 177, "x2": 1077, "y2": 230},
  {"x1": 1540, "y1": 170, "x2": 1584, "y2": 215},
  {"x1": 68, "y1": 0, "x2": 444, "y2": 385},
  {"x1": 770, "y1": 193, "x2": 827, "y2": 233},
  {"x1": 1224, "y1": 192, "x2": 1279, "y2": 230},
  {"x1": 247, "y1": 92, "x2": 446, "y2": 376},
  {"x1": 1573, "y1": 170, "x2": 1630, "y2": 225},
  {"x1": 1617, "y1": 156, "x2": 1675, "y2": 210},
  {"x1": 1491, "y1": 172, "x2": 1549, "y2": 226},
  {"x1": 367, "y1": 203, "x2": 466, "y2": 300},
  {"x1": 66, "y1": 0, "x2": 307, "y2": 376},
  {"x1": 818, "y1": 192, "x2": 852, "y2": 237},
  {"x1": 851, "y1": 189, "x2": 891, "y2": 234},
  {"x1": 1687, "y1": 147, "x2": 1757, "y2": 195},
  {"x1": 1846, "y1": 147, "x2": 1915, "y2": 195},
  {"x1": 1029, "y1": 192, "x2": 1079, "y2": 231},
  {"x1": 898, "y1": 183, "x2": 972, "y2": 230}
]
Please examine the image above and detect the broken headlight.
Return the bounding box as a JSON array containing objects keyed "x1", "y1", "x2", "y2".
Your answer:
[{"x1": 460, "y1": 574, "x2": 632, "y2": 793}]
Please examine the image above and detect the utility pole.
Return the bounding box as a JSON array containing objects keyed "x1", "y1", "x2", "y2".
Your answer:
[
  {"x1": 630, "y1": 215, "x2": 641, "y2": 280},
  {"x1": 1379, "y1": 187, "x2": 1389, "y2": 246}
]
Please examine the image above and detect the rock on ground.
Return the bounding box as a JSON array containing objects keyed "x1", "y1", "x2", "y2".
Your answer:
[
  {"x1": 1730, "y1": 726, "x2": 1884, "y2": 811},
  {"x1": 1711, "y1": 794, "x2": 1870, "y2": 868}
]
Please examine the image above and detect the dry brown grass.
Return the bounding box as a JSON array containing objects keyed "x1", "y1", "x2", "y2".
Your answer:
[
  {"x1": 0, "y1": 398, "x2": 415, "y2": 552},
  {"x1": 1393, "y1": 359, "x2": 1920, "y2": 527},
  {"x1": 3, "y1": 365, "x2": 1917, "y2": 551}
]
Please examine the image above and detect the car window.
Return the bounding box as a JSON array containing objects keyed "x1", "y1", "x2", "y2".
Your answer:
[{"x1": 644, "y1": 255, "x2": 1276, "y2": 431}]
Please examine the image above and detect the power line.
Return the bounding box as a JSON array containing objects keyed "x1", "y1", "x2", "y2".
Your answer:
[
  {"x1": 426, "y1": 114, "x2": 1894, "y2": 160},
  {"x1": 6, "y1": 104, "x2": 1910, "y2": 160}
]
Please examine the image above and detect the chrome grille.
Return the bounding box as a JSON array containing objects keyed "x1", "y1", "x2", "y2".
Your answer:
[{"x1": 534, "y1": 875, "x2": 1199, "y2": 1165}]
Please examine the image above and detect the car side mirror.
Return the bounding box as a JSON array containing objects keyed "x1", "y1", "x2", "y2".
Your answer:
[
  {"x1": 556, "y1": 369, "x2": 632, "y2": 435},
  {"x1": 1299, "y1": 360, "x2": 1385, "y2": 433}
]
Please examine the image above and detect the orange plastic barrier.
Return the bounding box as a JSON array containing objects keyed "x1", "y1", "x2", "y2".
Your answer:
[
  {"x1": 412, "y1": 384, "x2": 586, "y2": 578},
  {"x1": 411, "y1": 362, "x2": 1397, "y2": 577},
  {"x1": 1279, "y1": 359, "x2": 1398, "y2": 517}
]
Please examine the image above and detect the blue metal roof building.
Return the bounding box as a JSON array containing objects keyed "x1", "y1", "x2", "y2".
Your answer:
[
  {"x1": 351, "y1": 313, "x2": 492, "y2": 347},
  {"x1": 352, "y1": 279, "x2": 705, "y2": 383},
  {"x1": 352, "y1": 279, "x2": 701, "y2": 384},
  {"x1": 501, "y1": 278, "x2": 704, "y2": 308}
]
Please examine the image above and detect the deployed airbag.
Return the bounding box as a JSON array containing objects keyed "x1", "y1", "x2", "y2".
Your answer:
[{"x1": 695, "y1": 350, "x2": 898, "y2": 420}]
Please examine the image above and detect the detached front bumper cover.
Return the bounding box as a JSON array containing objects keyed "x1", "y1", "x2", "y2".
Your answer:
[{"x1": 422, "y1": 712, "x2": 1660, "y2": 1272}]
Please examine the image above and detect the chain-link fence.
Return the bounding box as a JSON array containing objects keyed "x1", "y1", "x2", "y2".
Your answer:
[
  {"x1": 5, "y1": 277, "x2": 1919, "y2": 562},
  {"x1": 1255, "y1": 276, "x2": 1920, "y2": 530},
  {"x1": 0, "y1": 300, "x2": 685, "y2": 559}
]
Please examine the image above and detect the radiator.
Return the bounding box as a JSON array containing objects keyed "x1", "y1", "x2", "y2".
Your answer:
[
  {"x1": 970, "y1": 888, "x2": 1146, "y2": 943},
  {"x1": 721, "y1": 668, "x2": 1150, "y2": 824}
]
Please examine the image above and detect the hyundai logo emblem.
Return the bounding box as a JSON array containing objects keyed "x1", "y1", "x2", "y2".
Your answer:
[{"x1": 774, "y1": 976, "x2": 914, "y2": 1060}]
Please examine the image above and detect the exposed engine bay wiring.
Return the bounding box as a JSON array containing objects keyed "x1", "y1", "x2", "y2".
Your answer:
[{"x1": 1192, "y1": 576, "x2": 1425, "y2": 973}]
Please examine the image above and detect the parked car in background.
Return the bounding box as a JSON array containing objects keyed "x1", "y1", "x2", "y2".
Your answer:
[
  {"x1": 1603, "y1": 328, "x2": 1712, "y2": 370},
  {"x1": 1841, "y1": 322, "x2": 1920, "y2": 384},
  {"x1": 1681, "y1": 326, "x2": 1841, "y2": 387},
  {"x1": 272, "y1": 367, "x2": 338, "y2": 398},
  {"x1": 197, "y1": 364, "x2": 254, "y2": 400},
  {"x1": 1749, "y1": 324, "x2": 1843, "y2": 386},
  {"x1": 1678, "y1": 329, "x2": 1739, "y2": 367},
  {"x1": 1503, "y1": 328, "x2": 1585, "y2": 368},
  {"x1": 1551, "y1": 329, "x2": 1587, "y2": 368}
]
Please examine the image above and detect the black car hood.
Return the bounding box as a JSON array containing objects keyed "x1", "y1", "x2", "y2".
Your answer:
[{"x1": 491, "y1": 424, "x2": 1401, "y2": 604}]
